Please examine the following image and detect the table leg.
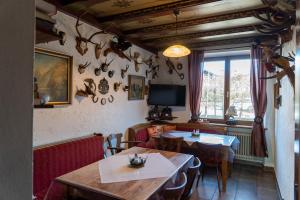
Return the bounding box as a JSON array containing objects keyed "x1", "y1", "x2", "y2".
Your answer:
[{"x1": 221, "y1": 158, "x2": 228, "y2": 192}]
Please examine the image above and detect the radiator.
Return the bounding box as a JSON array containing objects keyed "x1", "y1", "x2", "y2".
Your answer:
[{"x1": 228, "y1": 131, "x2": 264, "y2": 163}]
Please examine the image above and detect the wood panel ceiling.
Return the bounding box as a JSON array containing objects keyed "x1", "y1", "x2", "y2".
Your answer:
[{"x1": 45, "y1": 0, "x2": 277, "y2": 53}]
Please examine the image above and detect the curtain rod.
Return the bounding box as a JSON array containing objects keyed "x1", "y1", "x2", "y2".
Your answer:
[{"x1": 192, "y1": 45, "x2": 252, "y2": 53}]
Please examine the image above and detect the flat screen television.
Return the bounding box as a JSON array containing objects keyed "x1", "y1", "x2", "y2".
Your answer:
[{"x1": 147, "y1": 84, "x2": 186, "y2": 106}]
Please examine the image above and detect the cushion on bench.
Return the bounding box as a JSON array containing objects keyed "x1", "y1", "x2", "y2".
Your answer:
[{"x1": 33, "y1": 135, "x2": 104, "y2": 200}]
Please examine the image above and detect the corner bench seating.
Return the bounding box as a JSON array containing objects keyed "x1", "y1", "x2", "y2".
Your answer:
[
  {"x1": 127, "y1": 122, "x2": 227, "y2": 149},
  {"x1": 33, "y1": 134, "x2": 104, "y2": 200}
]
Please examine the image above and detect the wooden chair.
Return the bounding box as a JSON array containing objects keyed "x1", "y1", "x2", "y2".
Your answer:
[
  {"x1": 193, "y1": 143, "x2": 223, "y2": 193},
  {"x1": 159, "y1": 135, "x2": 184, "y2": 153},
  {"x1": 106, "y1": 133, "x2": 142, "y2": 155},
  {"x1": 162, "y1": 172, "x2": 187, "y2": 200},
  {"x1": 181, "y1": 157, "x2": 201, "y2": 200}
]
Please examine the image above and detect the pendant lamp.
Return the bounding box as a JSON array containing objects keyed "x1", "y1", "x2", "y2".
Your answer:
[{"x1": 163, "y1": 9, "x2": 191, "y2": 58}]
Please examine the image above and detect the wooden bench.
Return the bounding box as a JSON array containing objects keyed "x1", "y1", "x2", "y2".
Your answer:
[{"x1": 33, "y1": 134, "x2": 104, "y2": 200}]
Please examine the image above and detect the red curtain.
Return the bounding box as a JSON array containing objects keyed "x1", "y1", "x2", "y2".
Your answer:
[
  {"x1": 188, "y1": 50, "x2": 204, "y2": 122},
  {"x1": 250, "y1": 45, "x2": 268, "y2": 157}
]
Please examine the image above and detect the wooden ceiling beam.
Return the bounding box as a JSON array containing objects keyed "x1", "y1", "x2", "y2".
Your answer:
[
  {"x1": 143, "y1": 25, "x2": 257, "y2": 44},
  {"x1": 97, "y1": 0, "x2": 222, "y2": 23},
  {"x1": 186, "y1": 35, "x2": 278, "y2": 49},
  {"x1": 124, "y1": 7, "x2": 269, "y2": 35},
  {"x1": 44, "y1": 0, "x2": 158, "y2": 54}
]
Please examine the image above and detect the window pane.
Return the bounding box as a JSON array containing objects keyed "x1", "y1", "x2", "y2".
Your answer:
[
  {"x1": 230, "y1": 59, "x2": 254, "y2": 120},
  {"x1": 200, "y1": 61, "x2": 225, "y2": 119}
]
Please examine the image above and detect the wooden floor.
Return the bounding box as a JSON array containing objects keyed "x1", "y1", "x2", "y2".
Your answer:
[{"x1": 190, "y1": 164, "x2": 279, "y2": 200}]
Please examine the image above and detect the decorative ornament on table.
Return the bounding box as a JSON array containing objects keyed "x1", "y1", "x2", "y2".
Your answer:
[
  {"x1": 121, "y1": 64, "x2": 129, "y2": 79},
  {"x1": 128, "y1": 153, "x2": 147, "y2": 168},
  {"x1": 95, "y1": 41, "x2": 106, "y2": 59},
  {"x1": 78, "y1": 62, "x2": 91, "y2": 74},
  {"x1": 98, "y1": 78, "x2": 109, "y2": 95},
  {"x1": 166, "y1": 58, "x2": 184, "y2": 80},
  {"x1": 114, "y1": 82, "x2": 122, "y2": 92},
  {"x1": 104, "y1": 36, "x2": 132, "y2": 61},
  {"x1": 108, "y1": 70, "x2": 115, "y2": 78},
  {"x1": 75, "y1": 12, "x2": 106, "y2": 56}
]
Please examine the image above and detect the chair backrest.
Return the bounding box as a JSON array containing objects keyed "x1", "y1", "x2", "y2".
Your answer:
[
  {"x1": 192, "y1": 142, "x2": 223, "y2": 165},
  {"x1": 163, "y1": 172, "x2": 187, "y2": 200},
  {"x1": 182, "y1": 157, "x2": 201, "y2": 199},
  {"x1": 107, "y1": 133, "x2": 123, "y2": 155},
  {"x1": 161, "y1": 135, "x2": 184, "y2": 152}
]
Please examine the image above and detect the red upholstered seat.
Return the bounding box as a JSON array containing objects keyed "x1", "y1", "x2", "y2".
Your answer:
[
  {"x1": 33, "y1": 135, "x2": 104, "y2": 200},
  {"x1": 135, "y1": 128, "x2": 155, "y2": 149}
]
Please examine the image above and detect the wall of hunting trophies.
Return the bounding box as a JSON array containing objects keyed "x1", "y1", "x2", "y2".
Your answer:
[{"x1": 33, "y1": 12, "x2": 157, "y2": 146}]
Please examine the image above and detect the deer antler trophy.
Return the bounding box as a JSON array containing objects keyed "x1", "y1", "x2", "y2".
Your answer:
[{"x1": 75, "y1": 12, "x2": 106, "y2": 56}]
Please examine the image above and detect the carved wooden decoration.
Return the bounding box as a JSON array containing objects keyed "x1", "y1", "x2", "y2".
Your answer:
[
  {"x1": 144, "y1": 55, "x2": 159, "y2": 80},
  {"x1": 98, "y1": 78, "x2": 109, "y2": 95},
  {"x1": 76, "y1": 78, "x2": 98, "y2": 103},
  {"x1": 260, "y1": 46, "x2": 295, "y2": 89},
  {"x1": 166, "y1": 59, "x2": 184, "y2": 80}
]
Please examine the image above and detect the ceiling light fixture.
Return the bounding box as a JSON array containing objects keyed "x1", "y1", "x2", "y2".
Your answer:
[{"x1": 163, "y1": 9, "x2": 191, "y2": 58}]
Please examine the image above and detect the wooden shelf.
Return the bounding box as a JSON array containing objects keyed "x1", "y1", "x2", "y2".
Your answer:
[
  {"x1": 146, "y1": 116, "x2": 178, "y2": 122},
  {"x1": 34, "y1": 105, "x2": 54, "y2": 109},
  {"x1": 35, "y1": 18, "x2": 62, "y2": 44}
]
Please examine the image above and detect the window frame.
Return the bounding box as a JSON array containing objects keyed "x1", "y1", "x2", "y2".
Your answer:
[{"x1": 202, "y1": 55, "x2": 253, "y2": 126}]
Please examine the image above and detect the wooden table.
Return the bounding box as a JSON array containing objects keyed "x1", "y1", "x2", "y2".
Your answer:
[
  {"x1": 162, "y1": 131, "x2": 238, "y2": 192},
  {"x1": 56, "y1": 147, "x2": 193, "y2": 200}
]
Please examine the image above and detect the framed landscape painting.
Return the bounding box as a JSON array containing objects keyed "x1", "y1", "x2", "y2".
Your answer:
[
  {"x1": 128, "y1": 75, "x2": 145, "y2": 100},
  {"x1": 34, "y1": 48, "x2": 72, "y2": 105}
]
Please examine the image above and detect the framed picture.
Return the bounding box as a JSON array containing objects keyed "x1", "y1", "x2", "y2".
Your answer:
[
  {"x1": 128, "y1": 75, "x2": 145, "y2": 100},
  {"x1": 34, "y1": 48, "x2": 73, "y2": 105}
]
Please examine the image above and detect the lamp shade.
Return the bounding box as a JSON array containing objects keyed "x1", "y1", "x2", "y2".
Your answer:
[
  {"x1": 225, "y1": 105, "x2": 238, "y2": 116},
  {"x1": 163, "y1": 44, "x2": 191, "y2": 58}
]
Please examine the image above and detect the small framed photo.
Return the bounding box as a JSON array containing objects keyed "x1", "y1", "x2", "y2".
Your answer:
[
  {"x1": 34, "y1": 48, "x2": 73, "y2": 105},
  {"x1": 128, "y1": 75, "x2": 145, "y2": 100}
]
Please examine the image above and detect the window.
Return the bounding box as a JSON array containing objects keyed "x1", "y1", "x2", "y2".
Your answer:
[
  {"x1": 200, "y1": 61, "x2": 225, "y2": 119},
  {"x1": 200, "y1": 55, "x2": 254, "y2": 123}
]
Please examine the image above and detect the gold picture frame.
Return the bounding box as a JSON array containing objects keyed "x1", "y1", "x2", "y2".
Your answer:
[
  {"x1": 128, "y1": 75, "x2": 145, "y2": 100},
  {"x1": 34, "y1": 48, "x2": 73, "y2": 105}
]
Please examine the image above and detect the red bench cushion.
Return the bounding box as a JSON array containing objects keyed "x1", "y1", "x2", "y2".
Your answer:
[{"x1": 33, "y1": 135, "x2": 104, "y2": 200}]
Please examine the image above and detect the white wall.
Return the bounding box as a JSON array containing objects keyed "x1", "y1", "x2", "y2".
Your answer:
[
  {"x1": 0, "y1": 0, "x2": 34, "y2": 199},
  {"x1": 274, "y1": 31, "x2": 296, "y2": 200},
  {"x1": 152, "y1": 53, "x2": 190, "y2": 122},
  {"x1": 34, "y1": 12, "x2": 153, "y2": 146}
]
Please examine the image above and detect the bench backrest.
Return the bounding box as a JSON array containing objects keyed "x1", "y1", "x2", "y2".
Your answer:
[{"x1": 33, "y1": 134, "x2": 104, "y2": 197}]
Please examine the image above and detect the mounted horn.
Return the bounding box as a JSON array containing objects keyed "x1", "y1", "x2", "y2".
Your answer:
[{"x1": 75, "y1": 12, "x2": 106, "y2": 56}]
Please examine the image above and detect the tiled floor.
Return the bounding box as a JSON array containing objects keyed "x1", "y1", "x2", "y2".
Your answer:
[{"x1": 190, "y1": 164, "x2": 279, "y2": 200}]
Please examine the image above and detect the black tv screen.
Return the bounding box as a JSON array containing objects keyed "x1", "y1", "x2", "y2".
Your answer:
[{"x1": 147, "y1": 84, "x2": 186, "y2": 106}]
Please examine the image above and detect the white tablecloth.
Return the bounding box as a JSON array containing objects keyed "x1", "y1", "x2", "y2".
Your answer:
[{"x1": 99, "y1": 153, "x2": 177, "y2": 183}]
